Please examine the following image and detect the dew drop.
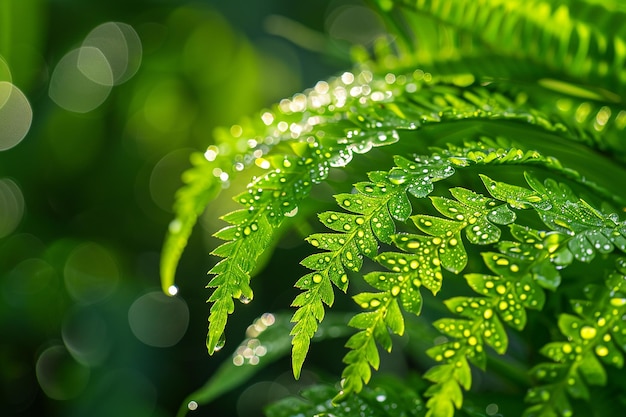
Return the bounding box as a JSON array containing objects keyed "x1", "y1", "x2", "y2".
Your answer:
[
  {"x1": 214, "y1": 334, "x2": 226, "y2": 352},
  {"x1": 579, "y1": 326, "x2": 597, "y2": 340},
  {"x1": 284, "y1": 207, "x2": 298, "y2": 217},
  {"x1": 188, "y1": 401, "x2": 198, "y2": 411},
  {"x1": 610, "y1": 298, "x2": 626, "y2": 307},
  {"x1": 239, "y1": 295, "x2": 251, "y2": 304},
  {"x1": 595, "y1": 345, "x2": 609, "y2": 357},
  {"x1": 388, "y1": 168, "x2": 407, "y2": 185}
]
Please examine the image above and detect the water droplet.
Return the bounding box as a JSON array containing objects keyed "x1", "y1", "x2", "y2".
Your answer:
[
  {"x1": 595, "y1": 345, "x2": 609, "y2": 357},
  {"x1": 375, "y1": 394, "x2": 386, "y2": 402},
  {"x1": 188, "y1": 401, "x2": 198, "y2": 411},
  {"x1": 261, "y1": 313, "x2": 275, "y2": 326},
  {"x1": 239, "y1": 295, "x2": 251, "y2": 304},
  {"x1": 312, "y1": 274, "x2": 323, "y2": 284},
  {"x1": 284, "y1": 207, "x2": 298, "y2": 217},
  {"x1": 610, "y1": 298, "x2": 626, "y2": 307},
  {"x1": 214, "y1": 334, "x2": 226, "y2": 352},
  {"x1": 580, "y1": 326, "x2": 597, "y2": 340},
  {"x1": 167, "y1": 285, "x2": 179, "y2": 296},
  {"x1": 388, "y1": 168, "x2": 407, "y2": 185}
]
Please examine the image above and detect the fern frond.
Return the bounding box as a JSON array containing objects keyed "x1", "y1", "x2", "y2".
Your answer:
[
  {"x1": 291, "y1": 163, "x2": 438, "y2": 378},
  {"x1": 294, "y1": 138, "x2": 549, "y2": 378},
  {"x1": 162, "y1": 64, "x2": 624, "y2": 295},
  {"x1": 161, "y1": 152, "x2": 223, "y2": 294},
  {"x1": 207, "y1": 154, "x2": 317, "y2": 353},
  {"x1": 524, "y1": 263, "x2": 626, "y2": 417},
  {"x1": 390, "y1": 0, "x2": 626, "y2": 98},
  {"x1": 425, "y1": 248, "x2": 548, "y2": 416},
  {"x1": 332, "y1": 140, "x2": 593, "y2": 399},
  {"x1": 422, "y1": 171, "x2": 626, "y2": 416},
  {"x1": 484, "y1": 173, "x2": 626, "y2": 261}
]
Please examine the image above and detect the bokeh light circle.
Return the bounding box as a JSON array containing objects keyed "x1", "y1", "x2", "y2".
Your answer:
[
  {"x1": 81, "y1": 22, "x2": 142, "y2": 85},
  {"x1": 326, "y1": 5, "x2": 385, "y2": 46},
  {"x1": 0, "y1": 82, "x2": 33, "y2": 150},
  {"x1": 128, "y1": 290, "x2": 189, "y2": 347},
  {"x1": 76, "y1": 46, "x2": 115, "y2": 86},
  {"x1": 48, "y1": 48, "x2": 113, "y2": 113},
  {"x1": 62, "y1": 307, "x2": 112, "y2": 366},
  {"x1": 236, "y1": 381, "x2": 290, "y2": 417},
  {"x1": 64, "y1": 242, "x2": 119, "y2": 304},
  {"x1": 0, "y1": 178, "x2": 25, "y2": 238},
  {"x1": 149, "y1": 149, "x2": 192, "y2": 212},
  {"x1": 35, "y1": 345, "x2": 90, "y2": 400},
  {"x1": 2, "y1": 258, "x2": 55, "y2": 307},
  {"x1": 0, "y1": 55, "x2": 11, "y2": 85}
]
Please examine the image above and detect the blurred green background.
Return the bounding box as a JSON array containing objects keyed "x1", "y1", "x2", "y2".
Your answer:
[{"x1": 0, "y1": 0, "x2": 387, "y2": 415}]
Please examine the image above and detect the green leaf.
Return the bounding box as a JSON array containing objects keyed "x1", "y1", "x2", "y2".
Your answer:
[
  {"x1": 579, "y1": 352, "x2": 607, "y2": 385},
  {"x1": 267, "y1": 376, "x2": 427, "y2": 417},
  {"x1": 480, "y1": 174, "x2": 543, "y2": 209}
]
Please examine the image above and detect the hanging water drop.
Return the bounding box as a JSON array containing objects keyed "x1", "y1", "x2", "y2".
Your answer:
[
  {"x1": 239, "y1": 295, "x2": 252, "y2": 304},
  {"x1": 214, "y1": 333, "x2": 226, "y2": 352}
]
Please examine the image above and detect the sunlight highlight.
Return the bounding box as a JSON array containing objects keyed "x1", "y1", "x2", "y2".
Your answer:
[
  {"x1": 81, "y1": 22, "x2": 142, "y2": 85},
  {"x1": 49, "y1": 48, "x2": 113, "y2": 113},
  {"x1": 49, "y1": 22, "x2": 142, "y2": 112},
  {"x1": 0, "y1": 178, "x2": 25, "y2": 238},
  {"x1": 0, "y1": 82, "x2": 33, "y2": 151},
  {"x1": 128, "y1": 291, "x2": 189, "y2": 347}
]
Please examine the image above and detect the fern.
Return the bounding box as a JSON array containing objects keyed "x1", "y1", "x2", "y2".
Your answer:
[
  {"x1": 382, "y1": 0, "x2": 626, "y2": 98},
  {"x1": 525, "y1": 266, "x2": 626, "y2": 417},
  {"x1": 420, "y1": 173, "x2": 626, "y2": 416},
  {"x1": 161, "y1": 1, "x2": 626, "y2": 416}
]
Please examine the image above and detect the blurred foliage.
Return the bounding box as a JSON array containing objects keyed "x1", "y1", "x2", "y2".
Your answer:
[{"x1": 0, "y1": 0, "x2": 350, "y2": 416}]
